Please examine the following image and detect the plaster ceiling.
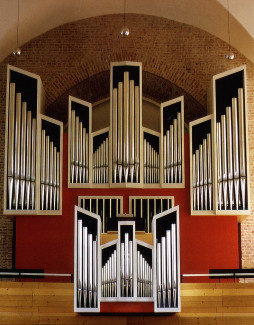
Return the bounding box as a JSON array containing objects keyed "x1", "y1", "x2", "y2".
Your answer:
[{"x1": 0, "y1": 0, "x2": 254, "y2": 63}]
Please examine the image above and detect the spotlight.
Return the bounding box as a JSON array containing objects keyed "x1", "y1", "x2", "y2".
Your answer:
[
  {"x1": 13, "y1": 48, "x2": 21, "y2": 56},
  {"x1": 120, "y1": 27, "x2": 130, "y2": 37}
]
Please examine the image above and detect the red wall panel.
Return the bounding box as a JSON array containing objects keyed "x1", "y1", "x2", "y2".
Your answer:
[{"x1": 15, "y1": 133, "x2": 239, "y2": 281}]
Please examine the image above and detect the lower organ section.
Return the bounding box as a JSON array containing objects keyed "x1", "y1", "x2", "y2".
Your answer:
[{"x1": 74, "y1": 205, "x2": 181, "y2": 313}]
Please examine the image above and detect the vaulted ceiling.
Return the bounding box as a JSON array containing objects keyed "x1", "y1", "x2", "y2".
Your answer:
[{"x1": 0, "y1": 0, "x2": 254, "y2": 63}]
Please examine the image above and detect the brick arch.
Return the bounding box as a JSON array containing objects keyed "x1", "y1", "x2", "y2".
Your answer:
[
  {"x1": 4, "y1": 13, "x2": 247, "y2": 122},
  {"x1": 47, "y1": 69, "x2": 205, "y2": 125},
  {"x1": 46, "y1": 51, "x2": 206, "y2": 112}
]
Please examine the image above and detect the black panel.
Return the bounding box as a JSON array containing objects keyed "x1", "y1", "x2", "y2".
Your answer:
[
  {"x1": 120, "y1": 225, "x2": 134, "y2": 242},
  {"x1": 163, "y1": 101, "x2": 181, "y2": 134},
  {"x1": 112, "y1": 66, "x2": 140, "y2": 88},
  {"x1": 41, "y1": 120, "x2": 61, "y2": 150},
  {"x1": 156, "y1": 211, "x2": 176, "y2": 240},
  {"x1": 192, "y1": 119, "x2": 211, "y2": 152},
  {"x1": 102, "y1": 244, "x2": 117, "y2": 266},
  {"x1": 71, "y1": 101, "x2": 90, "y2": 131},
  {"x1": 93, "y1": 132, "x2": 108, "y2": 152},
  {"x1": 10, "y1": 70, "x2": 38, "y2": 118},
  {"x1": 137, "y1": 244, "x2": 152, "y2": 266},
  {"x1": 215, "y1": 70, "x2": 243, "y2": 121},
  {"x1": 78, "y1": 211, "x2": 98, "y2": 240},
  {"x1": 144, "y1": 132, "x2": 160, "y2": 152}
]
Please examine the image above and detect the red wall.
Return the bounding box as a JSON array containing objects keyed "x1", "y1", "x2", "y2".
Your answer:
[{"x1": 15, "y1": 133, "x2": 239, "y2": 281}]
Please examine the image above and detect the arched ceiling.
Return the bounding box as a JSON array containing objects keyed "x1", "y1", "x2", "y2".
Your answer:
[
  {"x1": 0, "y1": 0, "x2": 254, "y2": 63},
  {"x1": 47, "y1": 71, "x2": 205, "y2": 126}
]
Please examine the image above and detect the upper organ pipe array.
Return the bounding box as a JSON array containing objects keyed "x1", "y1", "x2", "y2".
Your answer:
[
  {"x1": 7, "y1": 83, "x2": 36, "y2": 210},
  {"x1": 112, "y1": 71, "x2": 140, "y2": 183},
  {"x1": 216, "y1": 88, "x2": 246, "y2": 210},
  {"x1": 40, "y1": 130, "x2": 60, "y2": 210},
  {"x1": 68, "y1": 64, "x2": 185, "y2": 188},
  {"x1": 93, "y1": 137, "x2": 109, "y2": 184},
  {"x1": 70, "y1": 109, "x2": 89, "y2": 184},
  {"x1": 163, "y1": 112, "x2": 182, "y2": 184},
  {"x1": 143, "y1": 138, "x2": 159, "y2": 184},
  {"x1": 192, "y1": 132, "x2": 213, "y2": 211}
]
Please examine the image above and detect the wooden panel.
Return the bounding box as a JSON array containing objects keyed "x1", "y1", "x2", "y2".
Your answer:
[{"x1": 0, "y1": 282, "x2": 253, "y2": 324}]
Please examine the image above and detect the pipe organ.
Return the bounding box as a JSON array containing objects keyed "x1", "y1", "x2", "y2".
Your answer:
[
  {"x1": 39, "y1": 116, "x2": 62, "y2": 214},
  {"x1": 68, "y1": 96, "x2": 92, "y2": 186},
  {"x1": 152, "y1": 206, "x2": 180, "y2": 312},
  {"x1": 136, "y1": 240, "x2": 153, "y2": 298},
  {"x1": 160, "y1": 97, "x2": 185, "y2": 187},
  {"x1": 129, "y1": 196, "x2": 174, "y2": 233},
  {"x1": 74, "y1": 206, "x2": 180, "y2": 313},
  {"x1": 4, "y1": 62, "x2": 250, "y2": 314},
  {"x1": 143, "y1": 130, "x2": 160, "y2": 185},
  {"x1": 211, "y1": 66, "x2": 249, "y2": 215},
  {"x1": 101, "y1": 240, "x2": 118, "y2": 299},
  {"x1": 92, "y1": 128, "x2": 109, "y2": 185},
  {"x1": 4, "y1": 65, "x2": 63, "y2": 215},
  {"x1": 118, "y1": 222, "x2": 135, "y2": 298},
  {"x1": 75, "y1": 206, "x2": 101, "y2": 312},
  {"x1": 189, "y1": 116, "x2": 213, "y2": 214},
  {"x1": 66, "y1": 63, "x2": 185, "y2": 188},
  {"x1": 110, "y1": 62, "x2": 142, "y2": 185},
  {"x1": 78, "y1": 196, "x2": 123, "y2": 233},
  {"x1": 190, "y1": 65, "x2": 250, "y2": 218}
]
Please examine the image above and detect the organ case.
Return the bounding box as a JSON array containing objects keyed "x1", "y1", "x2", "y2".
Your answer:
[
  {"x1": 74, "y1": 206, "x2": 101, "y2": 312},
  {"x1": 160, "y1": 96, "x2": 185, "y2": 188},
  {"x1": 152, "y1": 206, "x2": 181, "y2": 313},
  {"x1": 68, "y1": 96, "x2": 92, "y2": 188},
  {"x1": 4, "y1": 65, "x2": 45, "y2": 215},
  {"x1": 189, "y1": 115, "x2": 214, "y2": 215},
  {"x1": 38, "y1": 115, "x2": 63, "y2": 215},
  {"x1": 207, "y1": 65, "x2": 250, "y2": 218},
  {"x1": 110, "y1": 62, "x2": 142, "y2": 187}
]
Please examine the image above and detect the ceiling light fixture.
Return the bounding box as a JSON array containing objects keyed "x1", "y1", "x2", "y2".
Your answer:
[
  {"x1": 225, "y1": 0, "x2": 234, "y2": 60},
  {"x1": 13, "y1": 0, "x2": 21, "y2": 56},
  {"x1": 120, "y1": 0, "x2": 129, "y2": 37}
]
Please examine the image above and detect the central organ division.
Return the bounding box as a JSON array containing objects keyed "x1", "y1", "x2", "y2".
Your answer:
[
  {"x1": 111, "y1": 63, "x2": 141, "y2": 184},
  {"x1": 68, "y1": 61, "x2": 185, "y2": 188}
]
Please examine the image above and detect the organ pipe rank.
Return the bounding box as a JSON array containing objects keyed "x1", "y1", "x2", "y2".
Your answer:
[
  {"x1": 4, "y1": 65, "x2": 63, "y2": 215},
  {"x1": 7, "y1": 83, "x2": 37, "y2": 211},
  {"x1": 111, "y1": 64, "x2": 141, "y2": 184},
  {"x1": 161, "y1": 97, "x2": 184, "y2": 187},
  {"x1": 216, "y1": 88, "x2": 246, "y2": 211},
  {"x1": 40, "y1": 117, "x2": 61, "y2": 212}
]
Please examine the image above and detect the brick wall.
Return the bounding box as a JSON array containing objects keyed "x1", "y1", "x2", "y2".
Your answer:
[{"x1": 0, "y1": 14, "x2": 253, "y2": 270}]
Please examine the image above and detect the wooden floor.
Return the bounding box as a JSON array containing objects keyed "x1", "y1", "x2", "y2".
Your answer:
[{"x1": 0, "y1": 282, "x2": 253, "y2": 324}]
